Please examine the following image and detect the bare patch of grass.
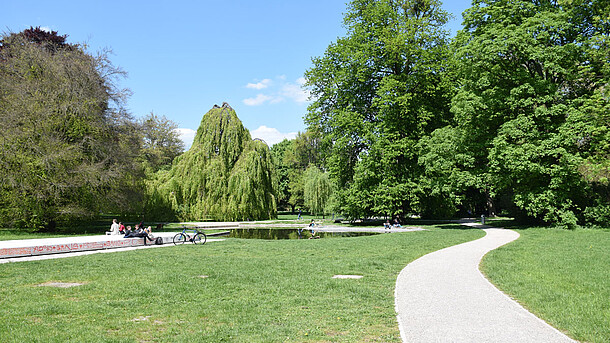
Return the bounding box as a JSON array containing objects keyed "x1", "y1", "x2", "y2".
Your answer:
[
  {"x1": 332, "y1": 274, "x2": 363, "y2": 279},
  {"x1": 36, "y1": 281, "x2": 86, "y2": 288}
]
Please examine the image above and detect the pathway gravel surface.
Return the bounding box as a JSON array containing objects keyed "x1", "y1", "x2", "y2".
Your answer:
[{"x1": 394, "y1": 223, "x2": 576, "y2": 342}]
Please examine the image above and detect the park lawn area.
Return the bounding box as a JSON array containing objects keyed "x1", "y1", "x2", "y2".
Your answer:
[
  {"x1": 481, "y1": 227, "x2": 610, "y2": 343},
  {"x1": 0, "y1": 226, "x2": 483, "y2": 342}
]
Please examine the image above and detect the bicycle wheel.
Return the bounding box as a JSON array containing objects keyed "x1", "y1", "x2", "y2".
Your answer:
[
  {"x1": 193, "y1": 232, "x2": 207, "y2": 245},
  {"x1": 173, "y1": 233, "x2": 187, "y2": 245}
]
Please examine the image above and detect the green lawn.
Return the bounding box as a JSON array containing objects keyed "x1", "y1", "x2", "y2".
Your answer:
[
  {"x1": 0, "y1": 226, "x2": 483, "y2": 342},
  {"x1": 481, "y1": 227, "x2": 610, "y2": 343}
]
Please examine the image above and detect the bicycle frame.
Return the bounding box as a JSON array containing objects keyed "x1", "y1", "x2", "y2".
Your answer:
[
  {"x1": 180, "y1": 228, "x2": 199, "y2": 240},
  {"x1": 173, "y1": 227, "x2": 207, "y2": 245}
]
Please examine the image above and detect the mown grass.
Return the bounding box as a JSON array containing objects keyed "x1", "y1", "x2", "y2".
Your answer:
[
  {"x1": 0, "y1": 226, "x2": 483, "y2": 342},
  {"x1": 481, "y1": 227, "x2": 610, "y2": 343}
]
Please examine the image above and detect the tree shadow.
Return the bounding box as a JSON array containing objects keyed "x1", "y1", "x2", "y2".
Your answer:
[{"x1": 436, "y1": 224, "x2": 477, "y2": 230}]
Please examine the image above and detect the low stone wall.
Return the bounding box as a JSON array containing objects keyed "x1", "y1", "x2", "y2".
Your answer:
[
  {"x1": 0, "y1": 233, "x2": 177, "y2": 259},
  {"x1": 0, "y1": 238, "x2": 146, "y2": 259}
]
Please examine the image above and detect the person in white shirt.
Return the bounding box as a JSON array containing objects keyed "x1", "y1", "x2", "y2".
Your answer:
[{"x1": 110, "y1": 219, "x2": 121, "y2": 235}]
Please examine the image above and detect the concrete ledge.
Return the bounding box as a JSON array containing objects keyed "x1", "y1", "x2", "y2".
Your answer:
[{"x1": 0, "y1": 232, "x2": 177, "y2": 259}]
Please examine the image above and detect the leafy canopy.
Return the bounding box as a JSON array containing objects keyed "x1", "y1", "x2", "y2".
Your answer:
[
  {"x1": 448, "y1": 0, "x2": 610, "y2": 227},
  {"x1": 305, "y1": 0, "x2": 453, "y2": 219},
  {"x1": 146, "y1": 103, "x2": 277, "y2": 221},
  {"x1": 0, "y1": 27, "x2": 140, "y2": 230}
]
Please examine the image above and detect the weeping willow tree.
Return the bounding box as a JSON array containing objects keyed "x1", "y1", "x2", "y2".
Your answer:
[
  {"x1": 303, "y1": 165, "x2": 333, "y2": 217},
  {"x1": 146, "y1": 103, "x2": 276, "y2": 221}
]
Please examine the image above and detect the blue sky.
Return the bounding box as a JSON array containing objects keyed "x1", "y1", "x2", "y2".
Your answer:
[{"x1": 3, "y1": 0, "x2": 472, "y2": 148}]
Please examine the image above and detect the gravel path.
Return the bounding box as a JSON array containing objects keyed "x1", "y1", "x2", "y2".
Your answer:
[{"x1": 394, "y1": 224, "x2": 576, "y2": 342}]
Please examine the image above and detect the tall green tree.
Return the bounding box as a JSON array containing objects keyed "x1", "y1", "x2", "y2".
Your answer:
[
  {"x1": 0, "y1": 28, "x2": 141, "y2": 230},
  {"x1": 270, "y1": 138, "x2": 293, "y2": 211},
  {"x1": 303, "y1": 165, "x2": 333, "y2": 217},
  {"x1": 417, "y1": 125, "x2": 481, "y2": 218},
  {"x1": 270, "y1": 132, "x2": 324, "y2": 213},
  {"x1": 447, "y1": 0, "x2": 610, "y2": 227},
  {"x1": 146, "y1": 103, "x2": 276, "y2": 221},
  {"x1": 139, "y1": 112, "x2": 184, "y2": 173},
  {"x1": 305, "y1": 0, "x2": 453, "y2": 219},
  {"x1": 284, "y1": 131, "x2": 323, "y2": 212}
]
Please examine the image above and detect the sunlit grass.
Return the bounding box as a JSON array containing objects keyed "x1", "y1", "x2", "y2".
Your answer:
[
  {"x1": 0, "y1": 226, "x2": 483, "y2": 342},
  {"x1": 481, "y1": 227, "x2": 610, "y2": 343}
]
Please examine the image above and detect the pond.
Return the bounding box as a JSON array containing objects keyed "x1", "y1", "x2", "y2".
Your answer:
[{"x1": 229, "y1": 228, "x2": 378, "y2": 240}]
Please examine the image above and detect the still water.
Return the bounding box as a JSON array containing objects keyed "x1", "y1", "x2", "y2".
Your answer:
[{"x1": 229, "y1": 228, "x2": 377, "y2": 240}]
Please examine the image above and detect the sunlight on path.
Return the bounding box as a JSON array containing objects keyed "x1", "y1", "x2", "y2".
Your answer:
[{"x1": 395, "y1": 225, "x2": 575, "y2": 342}]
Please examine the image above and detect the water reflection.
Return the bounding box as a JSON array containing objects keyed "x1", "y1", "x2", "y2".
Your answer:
[{"x1": 229, "y1": 228, "x2": 377, "y2": 240}]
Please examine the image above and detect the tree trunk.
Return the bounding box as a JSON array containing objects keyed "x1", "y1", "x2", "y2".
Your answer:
[{"x1": 485, "y1": 190, "x2": 496, "y2": 217}]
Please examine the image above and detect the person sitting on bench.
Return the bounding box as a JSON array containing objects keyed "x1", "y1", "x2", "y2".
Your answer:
[
  {"x1": 124, "y1": 224, "x2": 148, "y2": 238},
  {"x1": 393, "y1": 218, "x2": 402, "y2": 228}
]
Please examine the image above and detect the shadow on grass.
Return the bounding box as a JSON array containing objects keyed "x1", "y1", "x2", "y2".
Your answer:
[
  {"x1": 433, "y1": 218, "x2": 525, "y2": 231},
  {"x1": 436, "y1": 224, "x2": 477, "y2": 230}
]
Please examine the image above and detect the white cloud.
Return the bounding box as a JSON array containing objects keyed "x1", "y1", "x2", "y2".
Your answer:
[
  {"x1": 269, "y1": 96, "x2": 284, "y2": 104},
  {"x1": 243, "y1": 76, "x2": 311, "y2": 106},
  {"x1": 243, "y1": 94, "x2": 275, "y2": 106},
  {"x1": 175, "y1": 128, "x2": 197, "y2": 150},
  {"x1": 39, "y1": 26, "x2": 52, "y2": 32},
  {"x1": 246, "y1": 78, "x2": 272, "y2": 90},
  {"x1": 281, "y1": 81, "x2": 310, "y2": 104},
  {"x1": 174, "y1": 126, "x2": 295, "y2": 149},
  {"x1": 250, "y1": 126, "x2": 297, "y2": 146}
]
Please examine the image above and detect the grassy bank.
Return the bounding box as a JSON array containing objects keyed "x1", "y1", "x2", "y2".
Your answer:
[
  {"x1": 481, "y1": 227, "x2": 610, "y2": 342},
  {"x1": 0, "y1": 226, "x2": 483, "y2": 342}
]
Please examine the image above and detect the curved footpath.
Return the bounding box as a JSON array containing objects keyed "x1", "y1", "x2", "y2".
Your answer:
[{"x1": 395, "y1": 223, "x2": 576, "y2": 342}]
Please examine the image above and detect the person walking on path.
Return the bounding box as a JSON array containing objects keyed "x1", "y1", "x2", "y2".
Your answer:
[{"x1": 395, "y1": 223, "x2": 576, "y2": 343}]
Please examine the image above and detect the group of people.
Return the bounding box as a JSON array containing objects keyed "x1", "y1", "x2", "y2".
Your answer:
[
  {"x1": 108, "y1": 219, "x2": 153, "y2": 238},
  {"x1": 384, "y1": 218, "x2": 402, "y2": 229}
]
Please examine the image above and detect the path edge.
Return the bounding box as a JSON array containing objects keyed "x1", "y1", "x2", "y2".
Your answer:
[
  {"x1": 393, "y1": 227, "x2": 492, "y2": 342},
  {"x1": 475, "y1": 227, "x2": 578, "y2": 342},
  {"x1": 394, "y1": 224, "x2": 577, "y2": 343}
]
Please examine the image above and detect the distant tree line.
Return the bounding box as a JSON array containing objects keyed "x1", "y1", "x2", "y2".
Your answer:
[
  {"x1": 0, "y1": 28, "x2": 276, "y2": 230},
  {"x1": 302, "y1": 0, "x2": 609, "y2": 228},
  {"x1": 2, "y1": 0, "x2": 609, "y2": 231}
]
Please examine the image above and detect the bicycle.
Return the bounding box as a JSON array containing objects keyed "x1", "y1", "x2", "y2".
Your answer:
[{"x1": 173, "y1": 228, "x2": 207, "y2": 245}]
